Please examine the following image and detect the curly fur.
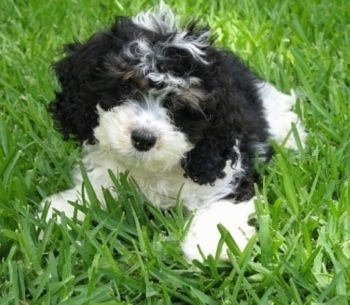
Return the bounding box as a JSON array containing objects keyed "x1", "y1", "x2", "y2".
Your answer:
[{"x1": 43, "y1": 4, "x2": 307, "y2": 261}]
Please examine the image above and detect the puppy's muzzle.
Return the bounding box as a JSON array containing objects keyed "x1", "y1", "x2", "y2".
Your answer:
[{"x1": 131, "y1": 130, "x2": 157, "y2": 152}]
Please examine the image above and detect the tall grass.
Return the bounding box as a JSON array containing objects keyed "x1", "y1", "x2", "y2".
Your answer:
[{"x1": 1, "y1": 0, "x2": 349, "y2": 303}]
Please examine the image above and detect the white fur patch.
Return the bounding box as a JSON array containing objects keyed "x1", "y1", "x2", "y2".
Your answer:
[
  {"x1": 258, "y1": 82, "x2": 307, "y2": 149},
  {"x1": 41, "y1": 189, "x2": 85, "y2": 221},
  {"x1": 131, "y1": 4, "x2": 210, "y2": 64},
  {"x1": 182, "y1": 198, "x2": 256, "y2": 262},
  {"x1": 132, "y1": 3, "x2": 177, "y2": 34}
]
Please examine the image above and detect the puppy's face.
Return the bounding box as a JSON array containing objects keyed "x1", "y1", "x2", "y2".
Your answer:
[
  {"x1": 94, "y1": 97, "x2": 194, "y2": 172},
  {"x1": 52, "y1": 6, "x2": 221, "y2": 173}
]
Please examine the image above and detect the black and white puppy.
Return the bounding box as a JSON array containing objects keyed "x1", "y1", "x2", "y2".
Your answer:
[{"x1": 42, "y1": 4, "x2": 306, "y2": 261}]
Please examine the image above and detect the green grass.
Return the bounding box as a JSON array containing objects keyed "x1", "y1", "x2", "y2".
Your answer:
[{"x1": 1, "y1": 0, "x2": 349, "y2": 303}]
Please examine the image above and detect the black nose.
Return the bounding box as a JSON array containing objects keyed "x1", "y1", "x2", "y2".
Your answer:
[{"x1": 131, "y1": 130, "x2": 157, "y2": 152}]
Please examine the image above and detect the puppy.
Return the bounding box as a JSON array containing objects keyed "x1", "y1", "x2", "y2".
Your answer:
[{"x1": 42, "y1": 4, "x2": 306, "y2": 261}]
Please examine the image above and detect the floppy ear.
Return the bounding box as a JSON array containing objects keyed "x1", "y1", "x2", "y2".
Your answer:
[
  {"x1": 49, "y1": 39, "x2": 103, "y2": 144},
  {"x1": 181, "y1": 49, "x2": 270, "y2": 190},
  {"x1": 181, "y1": 88, "x2": 243, "y2": 186},
  {"x1": 49, "y1": 17, "x2": 134, "y2": 144}
]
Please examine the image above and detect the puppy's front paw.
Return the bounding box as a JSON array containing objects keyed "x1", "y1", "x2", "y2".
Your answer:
[
  {"x1": 40, "y1": 189, "x2": 84, "y2": 222},
  {"x1": 182, "y1": 199, "x2": 256, "y2": 262}
]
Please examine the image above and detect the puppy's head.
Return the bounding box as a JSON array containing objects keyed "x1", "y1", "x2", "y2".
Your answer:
[{"x1": 50, "y1": 5, "x2": 242, "y2": 181}]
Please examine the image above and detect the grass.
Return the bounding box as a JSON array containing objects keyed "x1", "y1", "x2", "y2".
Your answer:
[{"x1": 0, "y1": 0, "x2": 349, "y2": 303}]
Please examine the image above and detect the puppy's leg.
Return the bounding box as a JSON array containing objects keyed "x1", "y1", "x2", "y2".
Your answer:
[
  {"x1": 182, "y1": 198, "x2": 256, "y2": 262},
  {"x1": 258, "y1": 82, "x2": 307, "y2": 149}
]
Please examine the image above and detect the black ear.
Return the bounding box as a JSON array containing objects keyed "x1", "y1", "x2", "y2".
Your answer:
[
  {"x1": 49, "y1": 38, "x2": 104, "y2": 144},
  {"x1": 49, "y1": 17, "x2": 134, "y2": 144},
  {"x1": 181, "y1": 49, "x2": 270, "y2": 189},
  {"x1": 181, "y1": 90, "x2": 243, "y2": 185}
]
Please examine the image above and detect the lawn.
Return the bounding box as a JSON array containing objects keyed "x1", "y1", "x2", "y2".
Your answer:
[{"x1": 1, "y1": 0, "x2": 349, "y2": 304}]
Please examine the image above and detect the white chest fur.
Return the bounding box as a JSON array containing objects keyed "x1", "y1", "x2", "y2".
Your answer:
[{"x1": 79, "y1": 144, "x2": 244, "y2": 212}]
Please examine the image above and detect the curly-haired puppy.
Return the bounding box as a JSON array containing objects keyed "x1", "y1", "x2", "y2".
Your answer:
[{"x1": 42, "y1": 4, "x2": 306, "y2": 261}]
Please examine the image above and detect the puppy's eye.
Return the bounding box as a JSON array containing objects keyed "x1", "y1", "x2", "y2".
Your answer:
[
  {"x1": 174, "y1": 107, "x2": 204, "y2": 121},
  {"x1": 120, "y1": 82, "x2": 133, "y2": 94},
  {"x1": 170, "y1": 65, "x2": 184, "y2": 76},
  {"x1": 156, "y1": 62, "x2": 166, "y2": 72},
  {"x1": 163, "y1": 96, "x2": 172, "y2": 106},
  {"x1": 163, "y1": 96, "x2": 179, "y2": 110}
]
